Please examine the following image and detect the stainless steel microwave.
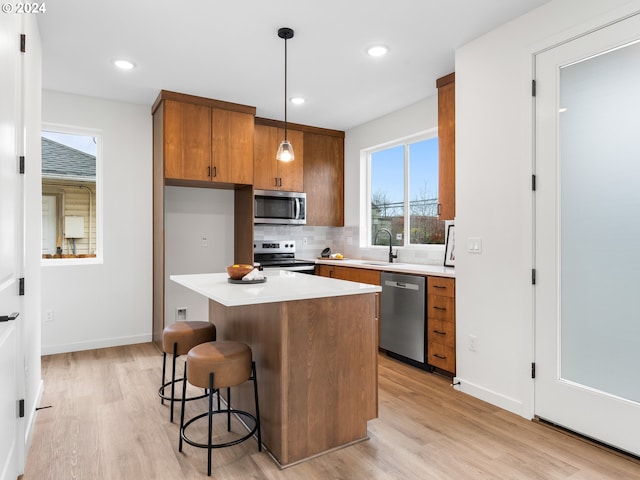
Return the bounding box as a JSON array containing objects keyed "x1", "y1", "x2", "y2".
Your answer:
[{"x1": 254, "y1": 189, "x2": 306, "y2": 225}]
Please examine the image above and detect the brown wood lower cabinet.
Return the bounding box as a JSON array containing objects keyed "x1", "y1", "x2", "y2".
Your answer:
[
  {"x1": 315, "y1": 264, "x2": 381, "y2": 345},
  {"x1": 427, "y1": 276, "x2": 456, "y2": 375}
]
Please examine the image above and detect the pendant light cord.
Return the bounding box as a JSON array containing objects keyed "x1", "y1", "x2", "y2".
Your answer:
[{"x1": 284, "y1": 35, "x2": 288, "y2": 141}]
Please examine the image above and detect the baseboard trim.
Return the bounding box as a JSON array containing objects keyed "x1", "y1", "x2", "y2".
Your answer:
[
  {"x1": 41, "y1": 334, "x2": 152, "y2": 356},
  {"x1": 453, "y1": 376, "x2": 526, "y2": 417}
]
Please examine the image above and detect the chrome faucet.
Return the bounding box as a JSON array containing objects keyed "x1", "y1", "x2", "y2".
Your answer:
[{"x1": 374, "y1": 228, "x2": 398, "y2": 263}]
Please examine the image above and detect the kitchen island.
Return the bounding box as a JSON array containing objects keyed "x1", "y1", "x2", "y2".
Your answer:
[{"x1": 170, "y1": 270, "x2": 381, "y2": 467}]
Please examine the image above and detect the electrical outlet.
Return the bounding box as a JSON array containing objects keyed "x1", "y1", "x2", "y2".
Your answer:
[
  {"x1": 468, "y1": 334, "x2": 478, "y2": 352},
  {"x1": 303, "y1": 237, "x2": 308, "y2": 246},
  {"x1": 201, "y1": 237, "x2": 208, "y2": 247},
  {"x1": 346, "y1": 236, "x2": 353, "y2": 246},
  {"x1": 45, "y1": 309, "x2": 54, "y2": 323},
  {"x1": 176, "y1": 307, "x2": 187, "y2": 321}
]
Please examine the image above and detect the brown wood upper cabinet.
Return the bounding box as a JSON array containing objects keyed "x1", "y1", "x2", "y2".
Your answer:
[
  {"x1": 437, "y1": 72, "x2": 455, "y2": 220},
  {"x1": 253, "y1": 123, "x2": 304, "y2": 192},
  {"x1": 155, "y1": 91, "x2": 255, "y2": 186},
  {"x1": 303, "y1": 132, "x2": 344, "y2": 226}
]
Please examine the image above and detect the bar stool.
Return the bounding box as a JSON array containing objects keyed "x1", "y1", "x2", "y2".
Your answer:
[
  {"x1": 158, "y1": 321, "x2": 216, "y2": 422},
  {"x1": 179, "y1": 341, "x2": 261, "y2": 476}
]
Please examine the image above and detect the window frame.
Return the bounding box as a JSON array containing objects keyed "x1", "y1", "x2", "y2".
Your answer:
[
  {"x1": 363, "y1": 128, "x2": 444, "y2": 251},
  {"x1": 41, "y1": 123, "x2": 104, "y2": 266}
]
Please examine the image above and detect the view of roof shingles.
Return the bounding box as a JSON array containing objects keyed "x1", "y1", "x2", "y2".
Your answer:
[{"x1": 42, "y1": 137, "x2": 96, "y2": 179}]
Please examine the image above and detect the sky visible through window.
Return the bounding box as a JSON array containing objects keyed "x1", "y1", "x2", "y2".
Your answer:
[
  {"x1": 371, "y1": 137, "x2": 438, "y2": 203},
  {"x1": 42, "y1": 131, "x2": 96, "y2": 155}
]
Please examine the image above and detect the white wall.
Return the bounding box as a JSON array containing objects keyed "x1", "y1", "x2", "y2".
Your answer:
[
  {"x1": 41, "y1": 91, "x2": 152, "y2": 354},
  {"x1": 164, "y1": 186, "x2": 235, "y2": 326},
  {"x1": 454, "y1": 0, "x2": 640, "y2": 417}
]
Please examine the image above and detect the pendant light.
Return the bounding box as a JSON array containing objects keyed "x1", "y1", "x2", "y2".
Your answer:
[{"x1": 276, "y1": 27, "x2": 295, "y2": 162}]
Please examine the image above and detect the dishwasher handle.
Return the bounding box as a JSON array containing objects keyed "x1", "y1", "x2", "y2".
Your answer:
[{"x1": 383, "y1": 280, "x2": 420, "y2": 291}]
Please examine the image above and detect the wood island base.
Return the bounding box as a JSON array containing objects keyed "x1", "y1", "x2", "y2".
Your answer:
[{"x1": 208, "y1": 292, "x2": 378, "y2": 467}]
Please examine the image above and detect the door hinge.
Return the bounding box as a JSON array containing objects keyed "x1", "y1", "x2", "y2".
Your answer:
[
  {"x1": 19, "y1": 156, "x2": 25, "y2": 174},
  {"x1": 20, "y1": 34, "x2": 26, "y2": 53},
  {"x1": 532, "y1": 269, "x2": 536, "y2": 285},
  {"x1": 532, "y1": 79, "x2": 537, "y2": 97},
  {"x1": 531, "y1": 362, "x2": 536, "y2": 379},
  {"x1": 532, "y1": 174, "x2": 536, "y2": 191},
  {"x1": 19, "y1": 277, "x2": 25, "y2": 296},
  {"x1": 18, "y1": 399, "x2": 25, "y2": 418}
]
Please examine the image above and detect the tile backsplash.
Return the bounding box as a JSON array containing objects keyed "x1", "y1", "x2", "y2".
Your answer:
[{"x1": 253, "y1": 225, "x2": 445, "y2": 266}]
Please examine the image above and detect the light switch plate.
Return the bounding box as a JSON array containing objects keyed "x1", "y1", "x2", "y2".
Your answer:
[{"x1": 467, "y1": 237, "x2": 482, "y2": 253}]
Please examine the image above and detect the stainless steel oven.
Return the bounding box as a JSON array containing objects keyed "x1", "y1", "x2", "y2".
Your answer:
[
  {"x1": 253, "y1": 240, "x2": 315, "y2": 274},
  {"x1": 254, "y1": 190, "x2": 306, "y2": 225}
]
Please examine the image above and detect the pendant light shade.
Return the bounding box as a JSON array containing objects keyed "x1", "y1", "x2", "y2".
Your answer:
[{"x1": 276, "y1": 27, "x2": 295, "y2": 162}]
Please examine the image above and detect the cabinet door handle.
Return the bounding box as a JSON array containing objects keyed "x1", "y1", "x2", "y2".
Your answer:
[
  {"x1": 434, "y1": 354, "x2": 447, "y2": 359},
  {"x1": 213, "y1": 166, "x2": 217, "y2": 178},
  {"x1": 207, "y1": 166, "x2": 211, "y2": 177},
  {"x1": 279, "y1": 177, "x2": 282, "y2": 187},
  {"x1": 432, "y1": 330, "x2": 446, "y2": 335},
  {"x1": 433, "y1": 306, "x2": 447, "y2": 311},
  {"x1": 437, "y1": 203, "x2": 441, "y2": 216}
]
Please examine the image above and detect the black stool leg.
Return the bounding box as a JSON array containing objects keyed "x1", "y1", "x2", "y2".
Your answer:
[
  {"x1": 179, "y1": 362, "x2": 187, "y2": 452},
  {"x1": 160, "y1": 351, "x2": 167, "y2": 405},
  {"x1": 227, "y1": 387, "x2": 231, "y2": 432},
  {"x1": 208, "y1": 372, "x2": 215, "y2": 476},
  {"x1": 170, "y1": 342, "x2": 178, "y2": 422},
  {"x1": 252, "y1": 361, "x2": 262, "y2": 451}
]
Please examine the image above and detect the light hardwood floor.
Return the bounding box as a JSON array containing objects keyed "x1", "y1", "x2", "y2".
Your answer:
[{"x1": 23, "y1": 343, "x2": 640, "y2": 479}]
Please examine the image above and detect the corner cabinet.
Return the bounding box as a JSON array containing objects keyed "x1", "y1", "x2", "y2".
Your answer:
[
  {"x1": 152, "y1": 90, "x2": 256, "y2": 347},
  {"x1": 426, "y1": 276, "x2": 456, "y2": 375},
  {"x1": 437, "y1": 73, "x2": 455, "y2": 221},
  {"x1": 253, "y1": 120, "x2": 304, "y2": 192}
]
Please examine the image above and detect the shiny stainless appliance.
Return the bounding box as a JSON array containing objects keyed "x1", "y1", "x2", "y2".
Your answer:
[
  {"x1": 253, "y1": 240, "x2": 315, "y2": 274},
  {"x1": 254, "y1": 190, "x2": 306, "y2": 225},
  {"x1": 380, "y1": 272, "x2": 426, "y2": 364}
]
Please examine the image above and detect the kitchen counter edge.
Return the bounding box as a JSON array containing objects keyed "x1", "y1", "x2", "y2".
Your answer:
[{"x1": 312, "y1": 258, "x2": 455, "y2": 278}]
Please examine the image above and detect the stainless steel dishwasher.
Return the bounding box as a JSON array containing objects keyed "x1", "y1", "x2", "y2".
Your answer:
[{"x1": 380, "y1": 272, "x2": 426, "y2": 364}]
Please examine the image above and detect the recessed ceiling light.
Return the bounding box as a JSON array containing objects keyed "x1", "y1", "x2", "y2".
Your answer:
[
  {"x1": 113, "y1": 59, "x2": 135, "y2": 70},
  {"x1": 367, "y1": 45, "x2": 388, "y2": 57},
  {"x1": 290, "y1": 97, "x2": 305, "y2": 105}
]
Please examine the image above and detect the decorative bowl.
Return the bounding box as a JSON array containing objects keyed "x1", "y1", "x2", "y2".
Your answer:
[{"x1": 226, "y1": 264, "x2": 254, "y2": 280}]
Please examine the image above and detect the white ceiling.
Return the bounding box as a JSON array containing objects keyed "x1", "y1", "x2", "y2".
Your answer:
[{"x1": 37, "y1": 0, "x2": 550, "y2": 131}]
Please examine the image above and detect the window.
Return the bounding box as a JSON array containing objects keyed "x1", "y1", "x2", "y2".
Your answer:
[
  {"x1": 41, "y1": 128, "x2": 101, "y2": 262},
  {"x1": 367, "y1": 132, "x2": 444, "y2": 247}
]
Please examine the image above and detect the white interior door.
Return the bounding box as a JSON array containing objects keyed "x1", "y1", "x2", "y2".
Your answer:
[{"x1": 535, "y1": 12, "x2": 640, "y2": 456}]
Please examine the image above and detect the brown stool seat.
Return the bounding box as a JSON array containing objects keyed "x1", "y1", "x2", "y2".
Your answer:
[
  {"x1": 162, "y1": 321, "x2": 216, "y2": 355},
  {"x1": 159, "y1": 321, "x2": 216, "y2": 422},
  {"x1": 187, "y1": 341, "x2": 252, "y2": 389},
  {"x1": 179, "y1": 340, "x2": 261, "y2": 476}
]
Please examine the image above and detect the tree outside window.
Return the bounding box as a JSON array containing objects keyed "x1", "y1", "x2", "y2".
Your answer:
[{"x1": 369, "y1": 135, "x2": 444, "y2": 247}]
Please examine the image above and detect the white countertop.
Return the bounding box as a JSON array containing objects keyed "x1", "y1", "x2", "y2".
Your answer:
[
  {"x1": 313, "y1": 258, "x2": 455, "y2": 278},
  {"x1": 170, "y1": 269, "x2": 381, "y2": 307}
]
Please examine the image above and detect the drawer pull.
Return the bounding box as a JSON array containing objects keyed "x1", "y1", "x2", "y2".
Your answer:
[
  {"x1": 433, "y1": 285, "x2": 446, "y2": 289},
  {"x1": 432, "y1": 306, "x2": 447, "y2": 311},
  {"x1": 434, "y1": 354, "x2": 447, "y2": 359},
  {"x1": 432, "y1": 330, "x2": 446, "y2": 335}
]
